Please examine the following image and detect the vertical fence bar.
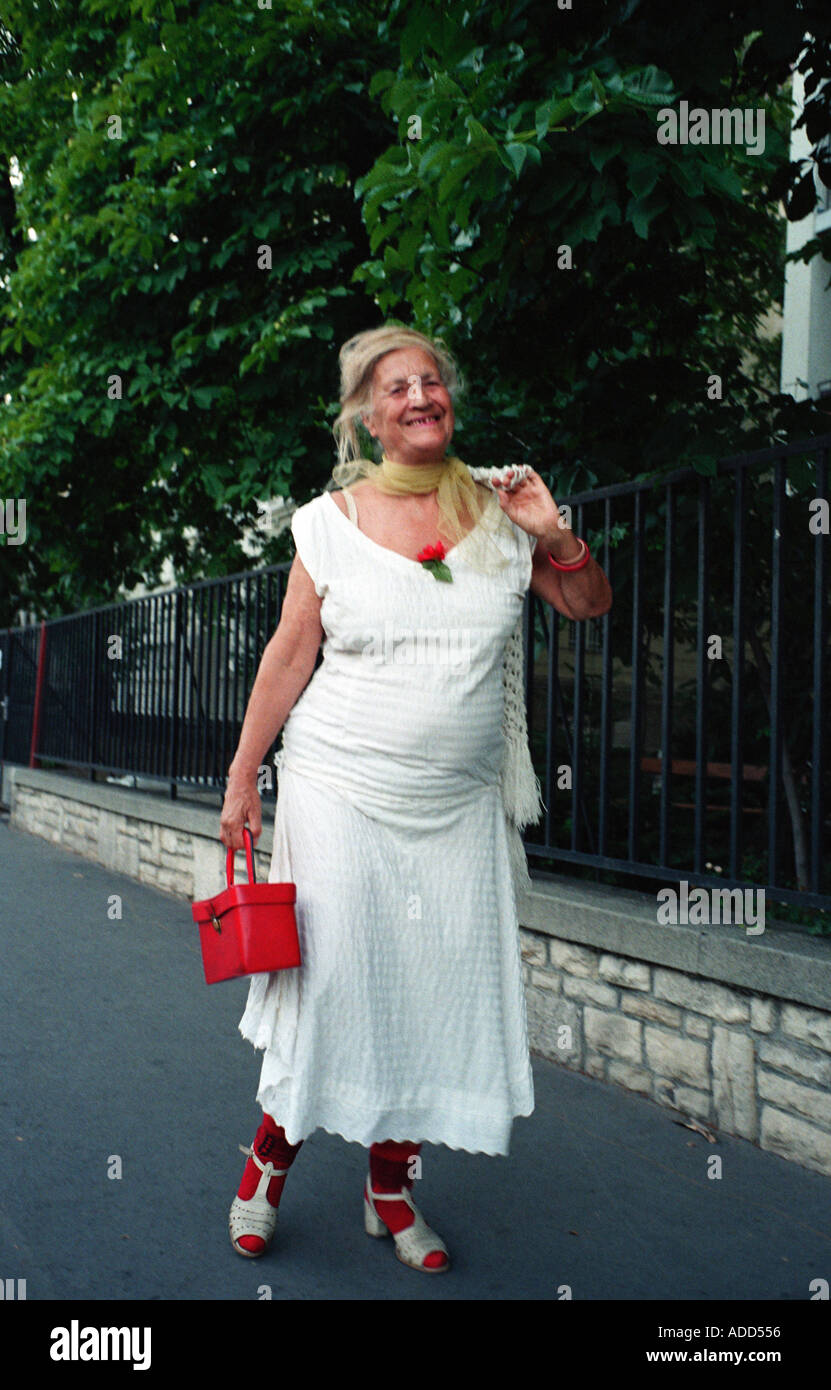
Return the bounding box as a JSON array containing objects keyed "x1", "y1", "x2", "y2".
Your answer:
[
  {"x1": 157, "y1": 595, "x2": 166, "y2": 783},
  {"x1": 234, "y1": 577, "x2": 245, "y2": 768},
  {"x1": 219, "y1": 583, "x2": 229, "y2": 783},
  {"x1": 627, "y1": 492, "x2": 644, "y2": 863},
  {"x1": 122, "y1": 601, "x2": 133, "y2": 775},
  {"x1": 166, "y1": 592, "x2": 174, "y2": 782},
  {"x1": 544, "y1": 601, "x2": 558, "y2": 849},
  {"x1": 48, "y1": 618, "x2": 59, "y2": 762},
  {"x1": 571, "y1": 502, "x2": 586, "y2": 852},
  {"x1": 193, "y1": 585, "x2": 203, "y2": 784},
  {"x1": 153, "y1": 595, "x2": 163, "y2": 778},
  {"x1": 200, "y1": 585, "x2": 210, "y2": 780},
  {"x1": 207, "y1": 583, "x2": 217, "y2": 783},
  {"x1": 729, "y1": 465, "x2": 746, "y2": 880},
  {"x1": 170, "y1": 590, "x2": 182, "y2": 798},
  {"x1": 523, "y1": 587, "x2": 535, "y2": 750},
  {"x1": 150, "y1": 596, "x2": 160, "y2": 777},
  {"x1": 131, "y1": 599, "x2": 142, "y2": 776},
  {"x1": 28, "y1": 622, "x2": 48, "y2": 768},
  {"x1": 694, "y1": 476, "x2": 710, "y2": 875},
  {"x1": 153, "y1": 596, "x2": 163, "y2": 778},
  {"x1": 105, "y1": 608, "x2": 115, "y2": 770},
  {"x1": 659, "y1": 481, "x2": 675, "y2": 869},
  {"x1": 810, "y1": 448, "x2": 828, "y2": 893},
  {"x1": 135, "y1": 598, "x2": 146, "y2": 777},
  {"x1": 89, "y1": 612, "x2": 100, "y2": 777},
  {"x1": 182, "y1": 587, "x2": 195, "y2": 783},
  {"x1": 0, "y1": 629, "x2": 8, "y2": 774},
  {"x1": 768, "y1": 461, "x2": 785, "y2": 888},
  {"x1": 598, "y1": 497, "x2": 614, "y2": 857}
]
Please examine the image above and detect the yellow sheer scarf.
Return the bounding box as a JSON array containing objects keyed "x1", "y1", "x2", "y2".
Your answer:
[{"x1": 330, "y1": 451, "x2": 510, "y2": 572}]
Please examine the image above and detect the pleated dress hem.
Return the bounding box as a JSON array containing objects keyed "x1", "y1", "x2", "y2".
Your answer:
[{"x1": 249, "y1": 1079, "x2": 536, "y2": 1158}]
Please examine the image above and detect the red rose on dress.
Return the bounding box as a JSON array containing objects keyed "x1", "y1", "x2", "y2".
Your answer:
[
  {"x1": 416, "y1": 540, "x2": 452, "y2": 582},
  {"x1": 416, "y1": 541, "x2": 446, "y2": 563}
]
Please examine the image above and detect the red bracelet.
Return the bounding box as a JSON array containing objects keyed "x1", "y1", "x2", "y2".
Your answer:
[{"x1": 547, "y1": 536, "x2": 590, "y2": 572}]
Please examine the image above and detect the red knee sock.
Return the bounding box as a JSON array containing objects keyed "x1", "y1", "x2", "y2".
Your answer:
[
  {"x1": 368, "y1": 1140, "x2": 421, "y2": 1235},
  {"x1": 238, "y1": 1113, "x2": 302, "y2": 1207},
  {"x1": 368, "y1": 1140, "x2": 446, "y2": 1269},
  {"x1": 236, "y1": 1113, "x2": 302, "y2": 1256}
]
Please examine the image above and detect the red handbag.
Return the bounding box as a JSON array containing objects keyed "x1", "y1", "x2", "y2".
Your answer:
[{"x1": 191, "y1": 826, "x2": 300, "y2": 984}]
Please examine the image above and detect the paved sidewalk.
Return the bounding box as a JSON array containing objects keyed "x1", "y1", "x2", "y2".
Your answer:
[{"x1": 1, "y1": 814, "x2": 830, "y2": 1302}]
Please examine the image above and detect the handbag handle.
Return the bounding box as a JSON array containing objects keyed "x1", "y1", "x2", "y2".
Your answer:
[{"x1": 226, "y1": 825, "x2": 256, "y2": 887}]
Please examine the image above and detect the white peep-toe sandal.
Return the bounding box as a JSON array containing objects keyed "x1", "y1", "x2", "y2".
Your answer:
[
  {"x1": 364, "y1": 1181, "x2": 450, "y2": 1273},
  {"x1": 229, "y1": 1143, "x2": 288, "y2": 1257}
]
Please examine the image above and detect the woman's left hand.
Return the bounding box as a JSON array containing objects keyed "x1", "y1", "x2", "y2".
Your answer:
[{"x1": 492, "y1": 467, "x2": 562, "y2": 544}]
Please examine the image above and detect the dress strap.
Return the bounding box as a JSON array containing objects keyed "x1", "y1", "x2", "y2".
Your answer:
[{"x1": 342, "y1": 488, "x2": 359, "y2": 526}]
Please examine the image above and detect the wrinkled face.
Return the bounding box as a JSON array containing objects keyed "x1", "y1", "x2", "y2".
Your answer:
[{"x1": 361, "y1": 347, "x2": 454, "y2": 466}]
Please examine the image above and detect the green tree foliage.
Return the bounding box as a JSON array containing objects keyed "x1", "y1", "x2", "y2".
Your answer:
[
  {"x1": 0, "y1": 0, "x2": 393, "y2": 619},
  {"x1": 0, "y1": 0, "x2": 830, "y2": 625},
  {"x1": 356, "y1": 0, "x2": 830, "y2": 488}
]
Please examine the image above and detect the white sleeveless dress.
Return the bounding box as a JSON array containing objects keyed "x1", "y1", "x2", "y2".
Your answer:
[{"x1": 238, "y1": 484, "x2": 536, "y2": 1155}]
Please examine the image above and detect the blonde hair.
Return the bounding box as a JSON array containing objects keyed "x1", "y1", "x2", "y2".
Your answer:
[
  {"x1": 329, "y1": 323, "x2": 511, "y2": 572},
  {"x1": 331, "y1": 324, "x2": 462, "y2": 478}
]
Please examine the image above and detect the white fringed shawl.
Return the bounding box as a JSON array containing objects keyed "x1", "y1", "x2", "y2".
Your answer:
[{"x1": 467, "y1": 467, "x2": 544, "y2": 902}]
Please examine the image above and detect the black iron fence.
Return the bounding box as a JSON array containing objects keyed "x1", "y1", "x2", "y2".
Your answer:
[
  {"x1": 1, "y1": 566, "x2": 288, "y2": 792},
  {"x1": 1, "y1": 434, "x2": 829, "y2": 915}
]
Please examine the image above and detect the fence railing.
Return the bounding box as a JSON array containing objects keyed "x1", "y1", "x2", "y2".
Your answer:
[
  {"x1": 1, "y1": 433, "x2": 829, "y2": 915},
  {"x1": 1, "y1": 566, "x2": 288, "y2": 791}
]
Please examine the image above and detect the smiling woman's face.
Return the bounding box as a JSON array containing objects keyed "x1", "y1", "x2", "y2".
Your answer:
[{"x1": 362, "y1": 347, "x2": 455, "y2": 466}]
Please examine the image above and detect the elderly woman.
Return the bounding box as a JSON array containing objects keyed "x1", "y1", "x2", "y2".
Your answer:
[{"x1": 219, "y1": 324, "x2": 612, "y2": 1273}]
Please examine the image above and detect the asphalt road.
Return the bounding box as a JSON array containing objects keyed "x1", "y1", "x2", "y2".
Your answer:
[{"x1": 1, "y1": 813, "x2": 830, "y2": 1305}]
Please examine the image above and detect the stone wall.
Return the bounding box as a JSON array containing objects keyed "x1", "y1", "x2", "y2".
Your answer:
[
  {"x1": 6, "y1": 771, "x2": 272, "y2": 900},
  {"x1": 519, "y1": 868, "x2": 831, "y2": 1180},
  {"x1": 5, "y1": 764, "x2": 831, "y2": 1179},
  {"x1": 519, "y1": 928, "x2": 831, "y2": 1178}
]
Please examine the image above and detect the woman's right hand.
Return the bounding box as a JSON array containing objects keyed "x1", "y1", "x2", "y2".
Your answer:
[{"x1": 220, "y1": 772, "x2": 263, "y2": 850}]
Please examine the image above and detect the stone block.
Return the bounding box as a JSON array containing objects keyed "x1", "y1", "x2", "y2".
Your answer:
[
  {"x1": 712, "y1": 1027, "x2": 757, "y2": 1139},
  {"x1": 526, "y1": 991, "x2": 582, "y2": 1067},
  {"x1": 621, "y1": 993, "x2": 681, "y2": 1027},
  {"x1": 149, "y1": 866, "x2": 191, "y2": 895},
  {"x1": 530, "y1": 968, "x2": 560, "y2": 993},
  {"x1": 750, "y1": 998, "x2": 776, "y2": 1034},
  {"x1": 598, "y1": 954, "x2": 650, "y2": 990},
  {"x1": 644, "y1": 1028, "x2": 708, "y2": 1088},
  {"x1": 192, "y1": 836, "x2": 226, "y2": 902},
  {"x1": 547, "y1": 939, "x2": 598, "y2": 979},
  {"x1": 781, "y1": 1004, "x2": 831, "y2": 1055},
  {"x1": 159, "y1": 850, "x2": 191, "y2": 873},
  {"x1": 757, "y1": 1041, "x2": 831, "y2": 1088},
  {"x1": 673, "y1": 1086, "x2": 713, "y2": 1120},
  {"x1": 761, "y1": 1106, "x2": 831, "y2": 1178},
  {"x1": 585, "y1": 1050, "x2": 607, "y2": 1080},
  {"x1": 758, "y1": 1070, "x2": 831, "y2": 1130},
  {"x1": 684, "y1": 1014, "x2": 711, "y2": 1039},
  {"x1": 653, "y1": 969, "x2": 749, "y2": 1023},
  {"x1": 563, "y1": 975, "x2": 618, "y2": 1008},
  {"x1": 585, "y1": 1008, "x2": 642, "y2": 1064},
  {"x1": 115, "y1": 835, "x2": 140, "y2": 878},
  {"x1": 519, "y1": 931, "x2": 547, "y2": 968},
  {"x1": 127, "y1": 819, "x2": 155, "y2": 844},
  {"x1": 607, "y1": 1060, "x2": 652, "y2": 1094}
]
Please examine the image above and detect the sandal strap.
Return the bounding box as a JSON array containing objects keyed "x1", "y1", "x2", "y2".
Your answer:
[
  {"x1": 364, "y1": 1180, "x2": 448, "y2": 1264},
  {"x1": 238, "y1": 1142, "x2": 288, "y2": 1178},
  {"x1": 367, "y1": 1186, "x2": 417, "y2": 1209}
]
